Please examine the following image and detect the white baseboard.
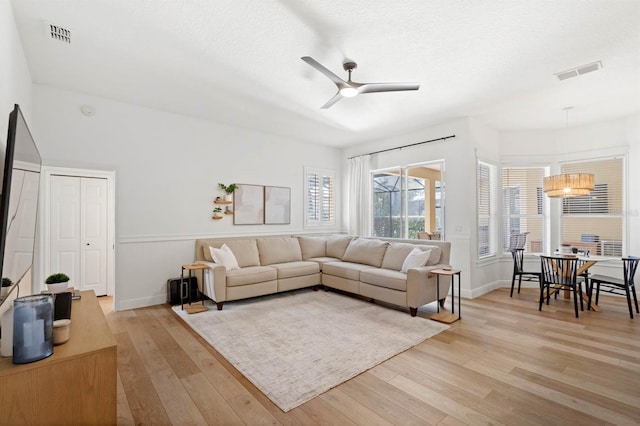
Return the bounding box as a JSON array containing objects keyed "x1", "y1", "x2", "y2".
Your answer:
[{"x1": 116, "y1": 294, "x2": 166, "y2": 311}]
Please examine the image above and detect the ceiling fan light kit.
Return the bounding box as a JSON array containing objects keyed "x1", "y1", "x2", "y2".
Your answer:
[{"x1": 301, "y1": 56, "x2": 420, "y2": 109}]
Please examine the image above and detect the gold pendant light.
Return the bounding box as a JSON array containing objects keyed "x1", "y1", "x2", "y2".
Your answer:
[{"x1": 543, "y1": 107, "x2": 594, "y2": 198}]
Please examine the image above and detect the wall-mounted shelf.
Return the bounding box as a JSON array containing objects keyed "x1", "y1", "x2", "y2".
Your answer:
[
  {"x1": 212, "y1": 216, "x2": 223, "y2": 220},
  {"x1": 224, "y1": 211, "x2": 234, "y2": 215},
  {"x1": 214, "y1": 200, "x2": 232, "y2": 205}
]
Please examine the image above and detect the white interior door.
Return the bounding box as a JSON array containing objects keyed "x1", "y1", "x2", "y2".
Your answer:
[
  {"x1": 49, "y1": 175, "x2": 108, "y2": 295},
  {"x1": 80, "y1": 178, "x2": 108, "y2": 295}
]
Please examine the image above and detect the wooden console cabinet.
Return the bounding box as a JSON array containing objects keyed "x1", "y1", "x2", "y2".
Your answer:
[{"x1": 0, "y1": 290, "x2": 116, "y2": 425}]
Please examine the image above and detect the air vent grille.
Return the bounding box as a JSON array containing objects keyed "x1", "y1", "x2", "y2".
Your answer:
[
  {"x1": 48, "y1": 24, "x2": 71, "y2": 43},
  {"x1": 555, "y1": 61, "x2": 602, "y2": 81}
]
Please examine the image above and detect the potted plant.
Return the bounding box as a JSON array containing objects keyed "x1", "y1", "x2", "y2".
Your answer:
[
  {"x1": 218, "y1": 183, "x2": 238, "y2": 202},
  {"x1": 1, "y1": 277, "x2": 12, "y2": 299},
  {"x1": 212, "y1": 207, "x2": 223, "y2": 219},
  {"x1": 45, "y1": 273, "x2": 70, "y2": 294}
]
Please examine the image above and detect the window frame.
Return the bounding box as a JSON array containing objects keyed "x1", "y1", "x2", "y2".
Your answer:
[{"x1": 370, "y1": 160, "x2": 445, "y2": 240}]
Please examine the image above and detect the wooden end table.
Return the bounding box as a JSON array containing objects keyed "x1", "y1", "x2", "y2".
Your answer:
[
  {"x1": 431, "y1": 268, "x2": 461, "y2": 324},
  {"x1": 181, "y1": 263, "x2": 208, "y2": 313}
]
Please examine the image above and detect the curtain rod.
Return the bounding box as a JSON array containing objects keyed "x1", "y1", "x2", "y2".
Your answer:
[{"x1": 347, "y1": 135, "x2": 456, "y2": 160}]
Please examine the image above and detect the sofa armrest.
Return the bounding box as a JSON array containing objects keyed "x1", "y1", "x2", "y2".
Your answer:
[
  {"x1": 196, "y1": 261, "x2": 228, "y2": 302},
  {"x1": 406, "y1": 264, "x2": 452, "y2": 309}
]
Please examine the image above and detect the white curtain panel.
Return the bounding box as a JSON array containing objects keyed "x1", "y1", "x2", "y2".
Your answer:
[{"x1": 348, "y1": 156, "x2": 371, "y2": 236}]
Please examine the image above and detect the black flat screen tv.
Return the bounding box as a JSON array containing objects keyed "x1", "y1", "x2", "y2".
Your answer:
[{"x1": 0, "y1": 104, "x2": 42, "y2": 307}]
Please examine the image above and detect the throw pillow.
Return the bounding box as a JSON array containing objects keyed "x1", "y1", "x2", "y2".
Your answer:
[
  {"x1": 401, "y1": 248, "x2": 431, "y2": 273},
  {"x1": 209, "y1": 244, "x2": 240, "y2": 271}
]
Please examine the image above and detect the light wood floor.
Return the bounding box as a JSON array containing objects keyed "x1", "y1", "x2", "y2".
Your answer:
[{"x1": 104, "y1": 288, "x2": 640, "y2": 425}]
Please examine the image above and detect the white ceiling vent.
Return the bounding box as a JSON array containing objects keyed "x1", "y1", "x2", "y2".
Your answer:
[
  {"x1": 555, "y1": 61, "x2": 602, "y2": 81},
  {"x1": 46, "y1": 22, "x2": 71, "y2": 44}
]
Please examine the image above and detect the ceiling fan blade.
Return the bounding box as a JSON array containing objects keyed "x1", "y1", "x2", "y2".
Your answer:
[
  {"x1": 301, "y1": 56, "x2": 346, "y2": 86},
  {"x1": 320, "y1": 92, "x2": 343, "y2": 109},
  {"x1": 358, "y1": 82, "x2": 420, "y2": 94}
]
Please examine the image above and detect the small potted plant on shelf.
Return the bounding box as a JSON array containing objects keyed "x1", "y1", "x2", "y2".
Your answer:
[
  {"x1": 212, "y1": 207, "x2": 223, "y2": 219},
  {"x1": 1, "y1": 277, "x2": 12, "y2": 299},
  {"x1": 45, "y1": 273, "x2": 70, "y2": 294},
  {"x1": 218, "y1": 183, "x2": 238, "y2": 202}
]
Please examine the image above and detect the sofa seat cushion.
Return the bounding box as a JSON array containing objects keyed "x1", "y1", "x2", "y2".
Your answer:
[
  {"x1": 270, "y1": 261, "x2": 320, "y2": 279},
  {"x1": 257, "y1": 237, "x2": 303, "y2": 265},
  {"x1": 323, "y1": 261, "x2": 372, "y2": 281},
  {"x1": 226, "y1": 266, "x2": 277, "y2": 287},
  {"x1": 342, "y1": 238, "x2": 389, "y2": 267},
  {"x1": 360, "y1": 268, "x2": 408, "y2": 292},
  {"x1": 306, "y1": 257, "x2": 341, "y2": 271}
]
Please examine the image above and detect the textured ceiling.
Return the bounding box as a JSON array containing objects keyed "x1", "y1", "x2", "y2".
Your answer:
[{"x1": 10, "y1": 0, "x2": 640, "y2": 147}]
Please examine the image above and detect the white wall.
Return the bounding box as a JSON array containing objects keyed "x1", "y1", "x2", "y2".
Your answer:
[
  {"x1": 32, "y1": 85, "x2": 342, "y2": 310},
  {"x1": 0, "y1": 0, "x2": 34, "y2": 324},
  {"x1": 0, "y1": 0, "x2": 32, "y2": 126}
]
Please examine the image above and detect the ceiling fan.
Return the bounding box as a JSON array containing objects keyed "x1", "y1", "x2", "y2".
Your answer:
[{"x1": 301, "y1": 56, "x2": 420, "y2": 109}]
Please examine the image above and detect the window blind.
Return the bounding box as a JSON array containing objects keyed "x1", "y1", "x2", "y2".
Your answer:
[
  {"x1": 502, "y1": 167, "x2": 548, "y2": 253},
  {"x1": 560, "y1": 158, "x2": 623, "y2": 256}
]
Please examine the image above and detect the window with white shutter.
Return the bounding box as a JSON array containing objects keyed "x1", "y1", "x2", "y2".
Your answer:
[
  {"x1": 478, "y1": 161, "x2": 498, "y2": 258},
  {"x1": 304, "y1": 167, "x2": 335, "y2": 227}
]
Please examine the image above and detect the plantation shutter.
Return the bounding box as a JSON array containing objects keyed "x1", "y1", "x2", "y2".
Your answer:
[
  {"x1": 501, "y1": 167, "x2": 548, "y2": 253},
  {"x1": 560, "y1": 158, "x2": 623, "y2": 256},
  {"x1": 478, "y1": 161, "x2": 497, "y2": 258},
  {"x1": 305, "y1": 167, "x2": 335, "y2": 226}
]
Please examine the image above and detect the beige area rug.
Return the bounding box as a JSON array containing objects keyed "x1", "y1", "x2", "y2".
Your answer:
[{"x1": 173, "y1": 289, "x2": 449, "y2": 412}]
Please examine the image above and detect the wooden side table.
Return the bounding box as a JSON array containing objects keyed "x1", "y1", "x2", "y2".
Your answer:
[
  {"x1": 181, "y1": 263, "x2": 208, "y2": 313},
  {"x1": 431, "y1": 268, "x2": 461, "y2": 324}
]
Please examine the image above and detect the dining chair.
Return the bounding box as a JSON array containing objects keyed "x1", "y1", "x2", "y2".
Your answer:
[
  {"x1": 587, "y1": 256, "x2": 639, "y2": 319},
  {"x1": 510, "y1": 248, "x2": 541, "y2": 297},
  {"x1": 539, "y1": 255, "x2": 584, "y2": 318}
]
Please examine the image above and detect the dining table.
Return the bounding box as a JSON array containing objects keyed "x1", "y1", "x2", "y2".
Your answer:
[{"x1": 536, "y1": 254, "x2": 619, "y2": 312}]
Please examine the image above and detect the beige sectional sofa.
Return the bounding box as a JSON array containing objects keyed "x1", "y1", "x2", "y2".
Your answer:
[{"x1": 194, "y1": 235, "x2": 451, "y2": 316}]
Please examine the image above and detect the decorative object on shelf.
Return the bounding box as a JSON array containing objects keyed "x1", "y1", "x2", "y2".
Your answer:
[
  {"x1": 234, "y1": 184, "x2": 265, "y2": 225},
  {"x1": 543, "y1": 107, "x2": 594, "y2": 198},
  {"x1": 12, "y1": 294, "x2": 54, "y2": 364},
  {"x1": 265, "y1": 186, "x2": 291, "y2": 224},
  {"x1": 53, "y1": 318, "x2": 71, "y2": 345},
  {"x1": 212, "y1": 207, "x2": 223, "y2": 219},
  {"x1": 1, "y1": 277, "x2": 12, "y2": 300},
  {"x1": 218, "y1": 183, "x2": 238, "y2": 202},
  {"x1": 45, "y1": 273, "x2": 70, "y2": 294},
  {"x1": 225, "y1": 206, "x2": 234, "y2": 214}
]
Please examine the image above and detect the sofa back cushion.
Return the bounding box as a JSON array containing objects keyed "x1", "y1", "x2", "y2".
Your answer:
[
  {"x1": 326, "y1": 235, "x2": 353, "y2": 259},
  {"x1": 257, "y1": 237, "x2": 303, "y2": 265},
  {"x1": 425, "y1": 246, "x2": 442, "y2": 265},
  {"x1": 381, "y1": 243, "x2": 419, "y2": 271},
  {"x1": 342, "y1": 238, "x2": 389, "y2": 267},
  {"x1": 297, "y1": 236, "x2": 327, "y2": 259},
  {"x1": 208, "y1": 239, "x2": 261, "y2": 268}
]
